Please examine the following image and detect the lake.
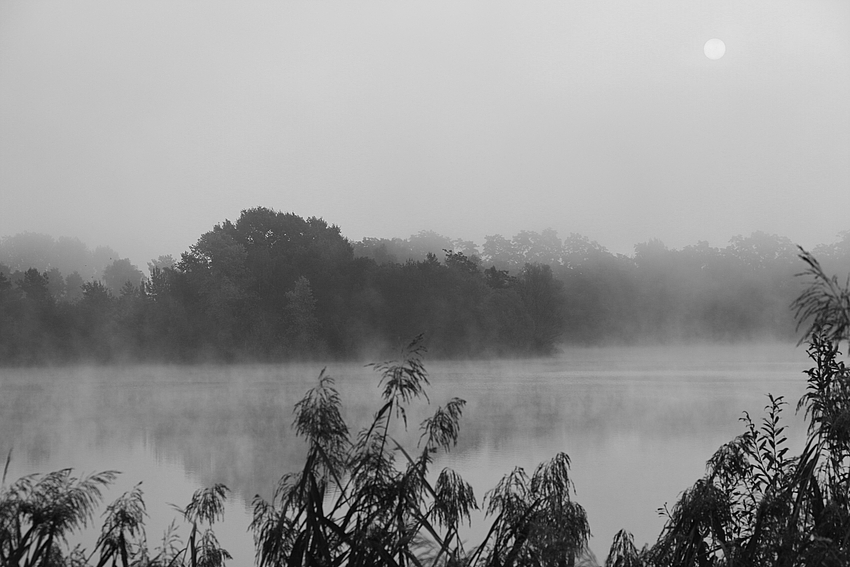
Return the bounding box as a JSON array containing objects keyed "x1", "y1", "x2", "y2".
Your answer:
[{"x1": 0, "y1": 342, "x2": 815, "y2": 563}]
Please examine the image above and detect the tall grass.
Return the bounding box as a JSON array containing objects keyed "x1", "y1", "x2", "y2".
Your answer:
[
  {"x1": 249, "y1": 334, "x2": 591, "y2": 567},
  {"x1": 0, "y1": 470, "x2": 230, "y2": 567}
]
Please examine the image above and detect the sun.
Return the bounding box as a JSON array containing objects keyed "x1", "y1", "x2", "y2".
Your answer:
[{"x1": 704, "y1": 38, "x2": 726, "y2": 60}]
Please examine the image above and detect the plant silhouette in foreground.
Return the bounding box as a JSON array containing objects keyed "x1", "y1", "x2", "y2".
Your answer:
[
  {"x1": 602, "y1": 249, "x2": 850, "y2": 567},
  {"x1": 0, "y1": 466, "x2": 230, "y2": 567},
  {"x1": 250, "y1": 333, "x2": 590, "y2": 567},
  {"x1": 0, "y1": 468, "x2": 116, "y2": 567},
  {"x1": 476, "y1": 454, "x2": 589, "y2": 567}
]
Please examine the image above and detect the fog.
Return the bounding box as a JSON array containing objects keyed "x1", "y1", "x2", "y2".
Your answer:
[
  {"x1": 1, "y1": 2, "x2": 849, "y2": 269},
  {"x1": 1, "y1": 344, "x2": 815, "y2": 561},
  {"x1": 5, "y1": 217, "x2": 849, "y2": 366},
  {"x1": 2, "y1": 3, "x2": 850, "y2": 563}
]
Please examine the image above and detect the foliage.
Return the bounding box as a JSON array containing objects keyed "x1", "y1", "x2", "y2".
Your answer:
[
  {"x1": 637, "y1": 249, "x2": 850, "y2": 567},
  {"x1": 2, "y1": 214, "x2": 837, "y2": 363},
  {"x1": 0, "y1": 469, "x2": 231, "y2": 567},
  {"x1": 283, "y1": 277, "x2": 322, "y2": 356},
  {"x1": 250, "y1": 335, "x2": 475, "y2": 567},
  {"x1": 102, "y1": 260, "x2": 145, "y2": 298},
  {"x1": 0, "y1": 469, "x2": 117, "y2": 567},
  {"x1": 792, "y1": 249, "x2": 850, "y2": 348},
  {"x1": 250, "y1": 334, "x2": 590, "y2": 567},
  {"x1": 643, "y1": 394, "x2": 794, "y2": 566},
  {"x1": 477, "y1": 453, "x2": 590, "y2": 567},
  {"x1": 604, "y1": 529, "x2": 642, "y2": 567}
]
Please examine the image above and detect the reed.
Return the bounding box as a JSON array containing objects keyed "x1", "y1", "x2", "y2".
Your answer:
[{"x1": 247, "y1": 333, "x2": 591, "y2": 567}]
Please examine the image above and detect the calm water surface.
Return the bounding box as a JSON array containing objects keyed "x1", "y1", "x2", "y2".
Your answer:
[{"x1": 1, "y1": 343, "x2": 814, "y2": 563}]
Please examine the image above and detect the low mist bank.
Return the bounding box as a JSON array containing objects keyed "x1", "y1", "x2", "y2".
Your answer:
[
  {"x1": 1, "y1": 208, "x2": 849, "y2": 365},
  {"x1": 0, "y1": 340, "x2": 830, "y2": 564}
]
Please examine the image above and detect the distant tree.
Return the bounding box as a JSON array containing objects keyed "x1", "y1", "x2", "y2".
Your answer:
[
  {"x1": 482, "y1": 234, "x2": 520, "y2": 272},
  {"x1": 356, "y1": 232, "x2": 454, "y2": 264},
  {"x1": 811, "y1": 230, "x2": 850, "y2": 277},
  {"x1": 180, "y1": 230, "x2": 247, "y2": 280},
  {"x1": 352, "y1": 237, "x2": 401, "y2": 265},
  {"x1": 17, "y1": 268, "x2": 51, "y2": 304},
  {"x1": 45, "y1": 267, "x2": 65, "y2": 300},
  {"x1": 0, "y1": 233, "x2": 123, "y2": 282},
  {"x1": 0, "y1": 270, "x2": 18, "y2": 361},
  {"x1": 0, "y1": 271, "x2": 11, "y2": 296},
  {"x1": 91, "y1": 246, "x2": 121, "y2": 280},
  {"x1": 223, "y1": 207, "x2": 354, "y2": 352},
  {"x1": 114, "y1": 280, "x2": 146, "y2": 353},
  {"x1": 147, "y1": 254, "x2": 176, "y2": 272},
  {"x1": 179, "y1": 228, "x2": 248, "y2": 354},
  {"x1": 75, "y1": 280, "x2": 115, "y2": 360},
  {"x1": 406, "y1": 230, "x2": 455, "y2": 262},
  {"x1": 144, "y1": 265, "x2": 172, "y2": 301},
  {"x1": 452, "y1": 238, "x2": 480, "y2": 258},
  {"x1": 283, "y1": 276, "x2": 322, "y2": 355},
  {"x1": 562, "y1": 233, "x2": 610, "y2": 268},
  {"x1": 444, "y1": 249, "x2": 480, "y2": 274},
  {"x1": 727, "y1": 231, "x2": 798, "y2": 272},
  {"x1": 82, "y1": 280, "x2": 112, "y2": 304},
  {"x1": 727, "y1": 232, "x2": 800, "y2": 337},
  {"x1": 0, "y1": 232, "x2": 55, "y2": 271},
  {"x1": 6, "y1": 268, "x2": 56, "y2": 362},
  {"x1": 484, "y1": 266, "x2": 513, "y2": 289},
  {"x1": 481, "y1": 286, "x2": 534, "y2": 353},
  {"x1": 54, "y1": 236, "x2": 96, "y2": 279},
  {"x1": 64, "y1": 271, "x2": 85, "y2": 302},
  {"x1": 513, "y1": 228, "x2": 565, "y2": 267},
  {"x1": 357, "y1": 233, "x2": 476, "y2": 267},
  {"x1": 119, "y1": 281, "x2": 137, "y2": 298},
  {"x1": 516, "y1": 263, "x2": 567, "y2": 353},
  {"x1": 633, "y1": 238, "x2": 669, "y2": 268},
  {"x1": 102, "y1": 259, "x2": 144, "y2": 297}
]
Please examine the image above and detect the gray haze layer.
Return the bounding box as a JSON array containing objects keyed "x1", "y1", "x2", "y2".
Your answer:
[
  {"x1": 1, "y1": 1, "x2": 849, "y2": 268},
  {"x1": 1, "y1": 344, "x2": 812, "y2": 561}
]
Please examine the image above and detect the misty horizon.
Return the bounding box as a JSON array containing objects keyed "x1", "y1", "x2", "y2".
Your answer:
[
  {"x1": 2, "y1": 2, "x2": 849, "y2": 272},
  {"x1": 3, "y1": 4, "x2": 850, "y2": 564},
  {"x1": 2, "y1": 219, "x2": 849, "y2": 277}
]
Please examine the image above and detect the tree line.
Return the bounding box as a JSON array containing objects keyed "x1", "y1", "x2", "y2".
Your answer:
[{"x1": 1, "y1": 207, "x2": 849, "y2": 364}]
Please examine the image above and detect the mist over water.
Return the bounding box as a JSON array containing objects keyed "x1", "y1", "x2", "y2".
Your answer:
[{"x1": 1, "y1": 342, "x2": 812, "y2": 562}]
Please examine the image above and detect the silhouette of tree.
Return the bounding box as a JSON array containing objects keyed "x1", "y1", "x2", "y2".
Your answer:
[{"x1": 102, "y1": 259, "x2": 144, "y2": 297}]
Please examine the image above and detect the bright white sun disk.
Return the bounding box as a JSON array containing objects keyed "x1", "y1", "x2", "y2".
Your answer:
[{"x1": 704, "y1": 39, "x2": 726, "y2": 60}]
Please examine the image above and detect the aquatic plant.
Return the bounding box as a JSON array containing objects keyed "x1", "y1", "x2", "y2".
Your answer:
[
  {"x1": 0, "y1": 467, "x2": 116, "y2": 567},
  {"x1": 0, "y1": 463, "x2": 231, "y2": 567},
  {"x1": 622, "y1": 249, "x2": 850, "y2": 567},
  {"x1": 250, "y1": 333, "x2": 591, "y2": 567},
  {"x1": 473, "y1": 453, "x2": 590, "y2": 567},
  {"x1": 604, "y1": 529, "x2": 642, "y2": 567},
  {"x1": 793, "y1": 249, "x2": 850, "y2": 348}
]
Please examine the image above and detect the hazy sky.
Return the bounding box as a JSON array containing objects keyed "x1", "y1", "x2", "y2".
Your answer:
[{"x1": 1, "y1": 1, "x2": 849, "y2": 268}]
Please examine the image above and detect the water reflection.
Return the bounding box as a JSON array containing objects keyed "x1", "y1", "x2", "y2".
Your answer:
[{"x1": 1, "y1": 343, "x2": 812, "y2": 562}]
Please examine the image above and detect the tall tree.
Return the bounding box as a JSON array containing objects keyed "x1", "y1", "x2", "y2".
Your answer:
[
  {"x1": 516, "y1": 263, "x2": 567, "y2": 353},
  {"x1": 102, "y1": 259, "x2": 144, "y2": 297},
  {"x1": 64, "y1": 272, "x2": 85, "y2": 303},
  {"x1": 283, "y1": 276, "x2": 322, "y2": 356}
]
